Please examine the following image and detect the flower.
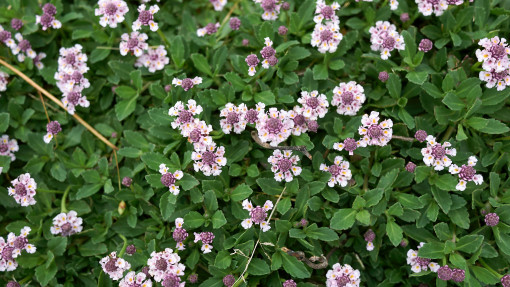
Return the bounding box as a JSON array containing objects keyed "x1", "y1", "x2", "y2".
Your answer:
[
  {"x1": 0, "y1": 26, "x2": 16, "y2": 49},
  {"x1": 241, "y1": 199, "x2": 273, "y2": 232},
  {"x1": 194, "y1": 232, "x2": 215, "y2": 253},
  {"x1": 449, "y1": 156, "x2": 483, "y2": 191},
  {"x1": 254, "y1": 0, "x2": 282, "y2": 20},
  {"x1": 369, "y1": 21, "x2": 405, "y2": 59},
  {"x1": 378, "y1": 71, "x2": 389, "y2": 82},
  {"x1": 159, "y1": 164, "x2": 184, "y2": 195},
  {"x1": 418, "y1": 39, "x2": 433, "y2": 52},
  {"x1": 8, "y1": 173, "x2": 37, "y2": 206},
  {"x1": 0, "y1": 71, "x2": 8, "y2": 93},
  {"x1": 12, "y1": 33, "x2": 36, "y2": 62},
  {"x1": 406, "y1": 162, "x2": 417, "y2": 173},
  {"x1": 287, "y1": 106, "x2": 310, "y2": 136},
  {"x1": 485, "y1": 213, "x2": 499, "y2": 226},
  {"x1": 479, "y1": 68, "x2": 510, "y2": 91},
  {"x1": 56, "y1": 45, "x2": 90, "y2": 114},
  {"x1": 313, "y1": 0, "x2": 340, "y2": 24},
  {"x1": 162, "y1": 273, "x2": 184, "y2": 287},
  {"x1": 400, "y1": 13, "x2": 410, "y2": 22},
  {"x1": 50, "y1": 211, "x2": 83, "y2": 237},
  {"x1": 11, "y1": 19, "x2": 23, "y2": 30},
  {"x1": 125, "y1": 245, "x2": 136, "y2": 255},
  {"x1": 100, "y1": 252, "x2": 131, "y2": 280},
  {"x1": 437, "y1": 265, "x2": 453, "y2": 281},
  {"x1": 6, "y1": 281, "x2": 20, "y2": 287},
  {"x1": 260, "y1": 37, "x2": 278, "y2": 68},
  {"x1": 451, "y1": 269, "x2": 465, "y2": 282},
  {"x1": 268, "y1": 150, "x2": 302, "y2": 182},
  {"x1": 220, "y1": 103, "x2": 248, "y2": 134},
  {"x1": 36, "y1": 6, "x2": 61, "y2": 31},
  {"x1": 406, "y1": 243, "x2": 440, "y2": 273},
  {"x1": 172, "y1": 77, "x2": 203, "y2": 91},
  {"x1": 333, "y1": 138, "x2": 360, "y2": 156},
  {"x1": 325, "y1": 263, "x2": 361, "y2": 287},
  {"x1": 311, "y1": 21, "x2": 343, "y2": 53},
  {"x1": 133, "y1": 4, "x2": 159, "y2": 31},
  {"x1": 119, "y1": 271, "x2": 152, "y2": 287},
  {"x1": 168, "y1": 100, "x2": 203, "y2": 130},
  {"x1": 184, "y1": 119, "x2": 213, "y2": 148},
  {"x1": 320, "y1": 156, "x2": 352, "y2": 187},
  {"x1": 33, "y1": 52, "x2": 46, "y2": 69},
  {"x1": 501, "y1": 274, "x2": 510, "y2": 287},
  {"x1": 283, "y1": 279, "x2": 296, "y2": 287},
  {"x1": 0, "y1": 135, "x2": 19, "y2": 161},
  {"x1": 147, "y1": 248, "x2": 185, "y2": 282},
  {"x1": 0, "y1": 226, "x2": 36, "y2": 271},
  {"x1": 173, "y1": 218, "x2": 188, "y2": 251},
  {"x1": 390, "y1": 0, "x2": 399, "y2": 9},
  {"x1": 95, "y1": 0, "x2": 129, "y2": 28},
  {"x1": 245, "y1": 54, "x2": 260, "y2": 76},
  {"x1": 358, "y1": 111, "x2": 393, "y2": 147},
  {"x1": 197, "y1": 23, "x2": 220, "y2": 37},
  {"x1": 191, "y1": 142, "x2": 227, "y2": 176},
  {"x1": 245, "y1": 103, "x2": 265, "y2": 124},
  {"x1": 211, "y1": 0, "x2": 228, "y2": 11},
  {"x1": 229, "y1": 17, "x2": 241, "y2": 30},
  {"x1": 120, "y1": 32, "x2": 148, "y2": 57},
  {"x1": 476, "y1": 37, "x2": 510, "y2": 90},
  {"x1": 416, "y1": 0, "x2": 461, "y2": 16},
  {"x1": 278, "y1": 25, "x2": 288, "y2": 35},
  {"x1": 421, "y1": 135, "x2": 456, "y2": 171},
  {"x1": 332, "y1": 81, "x2": 366, "y2": 116},
  {"x1": 298, "y1": 90, "x2": 329, "y2": 120},
  {"x1": 414, "y1": 130, "x2": 428, "y2": 142},
  {"x1": 256, "y1": 107, "x2": 294, "y2": 147},
  {"x1": 364, "y1": 229, "x2": 375, "y2": 242},
  {"x1": 122, "y1": 177, "x2": 133, "y2": 187},
  {"x1": 44, "y1": 121, "x2": 62, "y2": 143},
  {"x1": 188, "y1": 274, "x2": 198, "y2": 283},
  {"x1": 281, "y1": 2, "x2": 290, "y2": 10},
  {"x1": 223, "y1": 274, "x2": 235, "y2": 287},
  {"x1": 135, "y1": 45, "x2": 169, "y2": 73}
]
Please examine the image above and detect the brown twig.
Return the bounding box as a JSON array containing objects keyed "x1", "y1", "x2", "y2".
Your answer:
[
  {"x1": 0, "y1": 58, "x2": 118, "y2": 151},
  {"x1": 37, "y1": 90, "x2": 50, "y2": 123},
  {"x1": 251, "y1": 131, "x2": 313, "y2": 160},
  {"x1": 391, "y1": 135, "x2": 415, "y2": 142}
]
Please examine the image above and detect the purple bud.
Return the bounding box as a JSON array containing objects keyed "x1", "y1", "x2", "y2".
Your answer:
[
  {"x1": 437, "y1": 265, "x2": 453, "y2": 281},
  {"x1": 111, "y1": 132, "x2": 117, "y2": 138},
  {"x1": 223, "y1": 275, "x2": 235, "y2": 287},
  {"x1": 229, "y1": 17, "x2": 241, "y2": 31},
  {"x1": 451, "y1": 269, "x2": 465, "y2": 282},
  {"x1": 406, "y1": 162, "x2": 416, "y2": 173},
  {"x1": 278, "y1": 25, "x2": 288, "y2": 36},
  {"x1": 364, "y1": 229, "x2": 375, "y2": 242},
  {"x1": 260, "y1": 46, "x2": 276, "y2": 59},
  {"x1": 267, "y1": 55, "x2": 278, "y2": 66},
  {"x1": 343, "y1": 138, "x2": 357, "y2": 154},
  {"x1": 502, "y1": 275, "x2": 510, "y2": 287},
  {"x1": 122, "y1": 177, "x2": 132, "y2": 187},
  {"x1": 161, "y1": 173, "x2": 177, "y2": 187},
  {"x1": 43, "y1": 3, "x2": 57, "y2": 16},
  {"x1": 281, "y1": 2, "x2": 290, "y2": 10},
  {"x1": 400, "y1": 13, "x2": 410, "y2": 22},
  {"x1": 418, "y1": 39, "x2": 433, "y2": 52},
  {"x1": 188, "y1": 274, "x2": 198, "y2": 284},
  {"x1": 11, "y1": 19, "x2": 23, "y2": 30},
  {"x1": 6, "y1": 281, "x2": 21, "y2": 287},
  {"x1": 485, "y1": 213, "x2": 499, "y2": 226},
  {"x1": 181, "y1": 78, "x2": 194, "y2": 91},
  {"x1": 242, "y1": 39, "x2": 249, "y2": 46},
  {"x1": 205, "y1": 23, "x2": 218, "y2": 35},
  {"x1": 378, "y1": 71, "x2": 389, "y2": 82},
  {"x1": 47, "y1": 121, "x2": 62, "y2": 135},
  {"x1": 126, "y1": 244, "x2": 136, "y2": 255},
  {"x1": 414, "y1": 130, "x2": 427, "y2": 142},
  {"x1": 300, "y1": 218, "x2": 308, "y2": 227},
  {"x1": 283, "y1": 279, "x2": 297, "y2": 287},
  {"x1": 400, "y1": 239, "x2": 408, "y2": 247},
  {"x1": 245, "y1": 54, "x2": 260, "y2": 67},
  {"x1": 307, "y1": 120, "x2": 319, "y2": 132},
  {"x1": 141, "y1": 266, "x2": 151, "y2": 277},
  {"x1": 165, "y1": 85, "x2": 171, "y2": 92},
  {"x1": 0, "y1": 30, "x2": 12, "y2": 43},
  {"x1": 173, "y1": 228, "x2": 188, "y2": 242}
]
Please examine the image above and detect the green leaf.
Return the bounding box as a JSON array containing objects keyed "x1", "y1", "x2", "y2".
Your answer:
[
  {"x1": 180, "y1": 173, "x2": 200, "y2": 191},
  {"x1": 184, "y1": 211, "x2": 205, "y2": 228},
  {"x1": 170, "y1": 36, "x2": 186, "y2": 68},
  {"x1": 456, "y1": 235, "x2": 484, "y2": 253},
  {"x1": 422, "y1": 82, "x2": 443, "y2": 98},
  {"x1": 75, "y1": 184, "x2": 103, "y2": 200},
  {"x1": 0, "y1": 113, "x2": 9, "y2": 132},
  {"x1": 211, "y1": 210, "x2": 227, "y2": 229},
  {"x1": 406, "y1": 72, "x2": 428, "y2": 85},
  {"x1": 471, "y1": 266, "x2": 500, "y2": 284},
  {"x1": 466, "y1": 117, "x2": 510, "y2": 134},
  {"x1": 160, "y1": 192, "x2": 175, "y2": 221},
  {"x1": 434, "y1": 223, "x2": 452, "y2": 241},
  {"x1": 489, "y1": 172, "x2": 500, "y2": 198},
  {"x1": 191, "y1": 53, "x2": 213, "y2": 77},
  {"x1": 247, "y1": 258, "x2": 271, "y2": 275},
  {"x1": 386, "y1": 219, "x2": 403, "y2": 246},
  {"x1": 494, "y1": 227, "x2": 510, "y2": 256},
  {"x1": 312, "y1": 64, "x2": 328, "y2": 80},
  {"x1": 364, "y1": 188, "x2": 384, "y2": 207},
  {"x1": 442, "y1": 92, "x2": 465, "y2": 111},
  {"x1": 204, "y1": 190, "x2": 218, "y2": 211},
  {"x1": 35, "y1": 261, "x2": 58, "y2": 286},
  {"x1": 305, "y1": 224, "x2": 339, "y2": 241},
  {"x1": 281, "y1": 253, "x2": 311, "y2": 279},
  {"x1": 256, "y1": 178, "x2": 283, "y2": 195},
  {"x1": 115, "y1": 96, "x2": 138, "y2": 121},
  {"x1": 330, "y1": 209, "x2": 357, "y2": 230},
  {"x1": 254, "y1": 90, "x2": 276, "y2": 105},
  {"x1": 449, "y1": 207, "x2": 470, "y2": 229},
  {"x1": 47, "y1": 237, "x2": 67, "y2": 256},
  {"x1": 230, "y1": 184, "x2": 253, "y2": 201},
  {"x1": 214, "y1": 250, "x2": 232, "y2": 269},
  {"x1": 115, "y1": 86, "x2": 137, "y2": 99},
  {"x1": 79, "y1": 241, "x2": 107, "y2": 256},
  {"x1": 433, "y1": 174, "x2": 458, "y2": 191},
  {"x1": 418, "y1": 242, "x2": 445, "y2": 259},
  {"x1": 387, "y1": 74, "x2": 401, "y2": 99},
  {"x1": 431, "y1": 187, "x2": 452, "y2": 214}
]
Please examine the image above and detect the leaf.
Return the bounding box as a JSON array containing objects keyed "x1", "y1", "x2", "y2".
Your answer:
[
  {"x1": 364, "y1": 188, "x2": 384, "y2": 207},
  {"x1": 418, "y1": 242, "x2": 445, "y2": 259},
  {"x1": 330, "y1": 209, "x2": 357, "y2": 230},
  {"x1": 180, "y1": 173, "x2": 199, "y2": 191},
  {"x1": 466, "y1": 117, "x2": 510, "y2": 134},
  {"x1": 79, "y1": 241, "x2": 107, "y2": 256},
  {"x1": 287, "y1": 47, "x2": 311, "y2": 61},
  {"x1": 431, "y1": 187, "x2": 452, "y2": 214},
  {"x1": 35, "y1": 261, "x2": 58, "y2": 286},
  {"x1": 191, "y1": 53, "x2": 213, "y2": 76},
  {"x1": 256, "y1": 178, "x2": 283, "y2": 195},
  {"x1": 254, "y1": 90, "x2": 276, "y2": 105},
  {"x1": 0, "y1": 113, "x2": 9, "y2": 132},
  {"x1": 230, "y1": 184, "x2": 253, "y2": 201},
  {"x1": 494, "y1": 227, "x2": 510, "y2": 256},
  {"x1": 471, "y1": 266, "x2": 500, "y2": 284},
  {"x1": 422, "y1": 82, "x2": 443, "y2": 98},
  {"x1": 160, "y1": 192, "x2": 175, "y2": 221},
  {"x1": 47, "y1": 237, "x2": 67, "y2": 256},
  {"x1": 184, "y1": 211, "x2": 205, "y2": 228},
  {"x1": 214, "y1": 250, "x2": 232, "y2": 269},
  {"x1": 115, "y1": 86, "x2": 137, "y2": 99},
  {"x1": 406, "y1": 72, "x2": 428, "y2": 85},
  {"x1": 442, "y1": 92, "x2": 465, "y2": 111},
  {"x1": 115, "y1": 96, "x2": 138, "y2": 121},
  {"x1": 313, "y1": 64, "x2": 328, "y2": 80},
  {"x1": 387, "y1": 74, "x2": 401, "y2": 99},
  {"x1": 75, "y1": 184, "x2": 103, "y2": 200},
  {"x1": 281, "y1": 253, "x2": 311, "y2": 279},
  {"x1": 247, "y1": 258, "x2": 270, "y2": 275},
  {"x1": 305, "y1": 224, "x2": 339, "y2": 241},
  {"x1": 211, "y1": 210, "x2": 227, "y2": 229},
  {"x1": 449, "y1": 207, "x2": 470, "y2": 229},
  {"x1": 386, "y1": 219, "x2": 403, "y2": 246},
  {"x1": 456, "y1": 235, "x2": 483, "y2": 253}
]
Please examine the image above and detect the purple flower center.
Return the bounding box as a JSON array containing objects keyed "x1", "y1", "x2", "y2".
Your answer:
[
  {"x1": 459, "y1": 165, "x2": 476, "y2": 181},
  {"x1": 43, "y1": 3, "x2": 57, "y2": 16},
  {"x1": 149, "y1": 53, "x2": 159, "y2": 61},
  {"x1": 61, "y1": 223, "x2": 73, "y2": 236},
  {"x1": 173, "y1": 228, "x2": 188, "y2": 242},
  {"x1": 1, "y1": 246, "x2": 14, "y2": 261},
  {"x1": 205, "y1": 23, "x2": 218, "y2": 35},
  {"x1": 189, "y1": 274, "x2": 198, "y2": 283},
  {"x1": 202, "y1": 151, "x2": 217, "y2": 166},
  {"x1": 15, "y1": 183, "x2": 27, "y2": 197},
  {"x1": 104, "y1": 258, "x2": 118, "y2": 272},
  {"x1": 406, "y1": 162, "x2": 417, "y2": 173},
  {"x1": 419, "y1": 39, "x2": 433, "y2": 52},
  {"x1": 490, "y1": 44, "x2": 507, "y2": 59},
  {"x1": 335, "y1": 275, "x2": 351, "y2": 287},
  {"x1": 260, "y1": 46, "x2": 276, "y2": 59},
  {"x1": 199, "y1": 232, "x2": 214, "y2": 244},
  {"x1": 245, "y1": 109, "x2": 259, "y2": 124},
  {"x1": 181, "y1": 78, "x2": 194, "y2": 91},
  {"x1": 293, "y1": 114, "x2": 306, "y2": 126},
  {"x1": 426, "y1": 0, "x2": 440, "y2": 4},
  {"x1": 261, "y1": 0, "x2": 277, "y2": 11},
  {"x1": 138, "y1": 10, "x2": 153, "y2": 25},
  {"x1": 6, "y1": 281, "x2": 21, "y2": 287},
  {"x1": 18, "y1": 40, "x2": 31, "y2": 52},
  {"x1": 0, "y1": 143, "x2": 8, "y2": 153},
  {"x1": 226, "y1": 112, "x2": 239, "y2": 125},
  {"x1": 11, "y1": 19, "x2": 23, "y2": 30},
  {"x1": 328, "y1": 165, "x2": 341, "y2": 176},
  {"x1": 162, "y1": 274, "x2": 181, "y2": 287},
  {"x1": 364, "y1": 229, "x2": 375, "y2": 242},
  {"x1": 266, "y1": 118, "x2": 283, "y2": 134},
  {"x1": 382, "y1": 36, "x2": 396, "y2": 50},
  {"x1": 308, "y1": 120, "x2": 319, "y2": 132},
  {"x1": 71, "y1": 71, "x2": 83, "y2": 82},
  {"x1": 344, "y1": 138, "x2": 357, "y2": 152},
  {"x1": 65, "y1": 53, "x2": 76, "y2": 65},
  {"x1": 367, "y1": 124, "x2": 383, "y2": 138},
  {"x1": 156, "y1": 258, "x2": 167, "y2": 271},
  {"x1": 250, "y1": 206, "x2": 267, "y2": 224},
  {"x1": 246, "y1": 54, "x2": 260, "y2": 67},
  {"x1": 47, "y1": 121, "x2": 62, "y2": 135},
  {"x1": 229, "y1": 17, "x2": 241, "y2": 30},
  {"x1": 485, "y1": 213, "x2": 499, "y2": 226},
  {"x1": 437, "y1": 265, "x2": 453, "y2": 281},
  {"x1": 321, "y1": 6, "x2": 334, "y2": 19},
  {"x1": 451, "y1": 269, "x2": 465, "y2": 282},
  {"x1": 278, "y1": 158, "x2": 293, "y2": 173},
  {"x1": 320, "y1": 30, "x2": 333, "y2": 42},
  {"x1": 67, "y1": 92, "x2": 81, "y2": 105},
  {"x1": 127, "y1": 38, "x2": 139, "y2": 49},
  {"x1": 431, "y1": 144, "x2": 446, "y2": 159},
  {"x1": 341, "y1": 92, "x2": 354, "y2": 105},
  {"x1": 122, "y1": 177, "x2": 132, "y2": 187},
  {"x1": 0, "y1": 31, "x2": 11, "y2": 42},
  {"x1": 493, "y1": 70, "x2": 509, "y2": 80},
  {"x1": 306, "y1": 97, "x2": 320, "y2": 109},
  {"x1": 104, "y1": 3, "x2": 118, "y2": 16},
  {"x1": 414, "y1": 130, "x2": 427, "y2": 142},
  {"x1": 161, "y1": 173, "x2": 176, "y2": 187},
  {"x1": 268, "y1": 55, "x2": 278, "y2": 66},
  {"x1": 502, "y1": 275, "x2": 510, "y2": 287},
  {"x1": 415, "y1": 256, "x2": 431, "y2": 267},
  {"x1": 178, "y1": 110, "x2": 193, "y2": 123},
  {"x1": 189, "y1": 128, "x2": 202, "y2": 142},
  {"x1": 14, "y1": 236, "x2": 28, "y2": 249},
  {"x1": 40, "y1": 13, "x2": 54, "y2": 27}
]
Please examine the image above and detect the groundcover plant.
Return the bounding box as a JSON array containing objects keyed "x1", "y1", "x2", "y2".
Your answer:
[{"x1": 0, "y1": 0, "x2": 510, "y2": 286}]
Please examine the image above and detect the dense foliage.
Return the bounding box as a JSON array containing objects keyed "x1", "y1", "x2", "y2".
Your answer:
[{"x1": 0, "y1": 0, "x2": 510, "y2": 286}]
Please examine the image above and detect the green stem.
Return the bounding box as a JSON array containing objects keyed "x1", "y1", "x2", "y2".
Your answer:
[
  {"x1": 61, "y1": 186, "x2": 71, "y2": 213},
  {"x1": 37, "y1": 188, "x2": 64, "y2": 194},
  {"x1": 157, "y1": 30, "x2": 171, "y2": 51},
  {"x1": 232, "y1": 273, "x2": 248, "y2": 287},
  {"x1": 479, "y1": 259, "x2": 503, "y2": 279},
  {"x1": 18, "y1": 274, "x2": 32, "y2": 284},
  {"x1": 117, "y1": 234, "x2": 129, "y2": 258},
  {"x1": 441, "y1": 125, "x2": 456, "y2": 142}
]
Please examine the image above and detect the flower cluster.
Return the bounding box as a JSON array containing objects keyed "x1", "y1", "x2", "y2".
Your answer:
[
  {"x1": 502, "y1": 274, "x2": 510, "y2": 287},
  {"x1": 172, "y1": 77, "x2": 203, "y2": 92},
  {"x1": 389, "y1": 0, "x2": 399, "y2": 10},
  {"x1": 320, "y1": 156, "x2": 352, "y2": 187},
  {"x1": 298, "y1": 90, "x2": 329, "y2": 120},
  {"x1": 256, "y1": 107, "x2": 294, "y2": 146},
  {"x1": 0, "y1": 134, "x2": 19, "y2": 161},
  {"x1": 12, "y1": 33, "x2": 37, "y2": 62},
  {"x1": 0, "y1": 71, "x2": 8, "y2": 94},
  {"x1": 325, "y1": 263, "x2": 361, "y2": 287},
  {"x1": 437, "y1": 265, "x2": 465, "y2": 282},
  {"x1": 223, "y1": 274, "x2": 235, "y2": 287},
  {"x1": 333, "y1": 138, "x2": 360, "y2": 156},
  {"x1": 95, "y1": 0, "x2": 129, "y2": 28},
  {"x1": 364, "y1": 229, "x2": 375, "y2": 251},
  {"x1": 191, "y1": 142, "x2": 227, "y2": 176},
  {"x1": 44, "y1": 121, "x2": 62, "y2": 144},
  {"x1": 369, "y1": 21, "x2": 405, "y2": 60},
  {"x1": 36, "y1": 3, "x2": 61, "y2": 31},
  {"x1": 147, "y1": 248, "x2": 185, "y2": 282},
  {"x1": 133, "y1": 4, "x2": 159, "y2": 31},
  {"x1": 449, "y1": 156, "x2": 483, "y2": 191},
  {"x1": 120, "y1": 32, "x2": 149, "y2": 57},
  {"x1": 220, "y1": 103, "x2": 248, "y2": 134},
  {"x1": 421, "y1": 135, "x2": 456, "y2": 171},
  {"x1": 8, "y1": 173, "x2": 37, "y2": 206},
  {"x1": 197, "y1": 23, "x2": 220, "y2": 37},
  {"x1": 0, "y1": 25, "x2": 17, "y2": 51},
  {"x1": 268, "y1": 150, "x2": 302, "y2": 182},
  {"x1": 246, "y1": 38, "x2": 278, "y2": 76},
  {"x1": 416, "y1": 0, "x2": 462, "y2": 17},
  {"x1": 0, "y1": 227, "x2": 36, "y2": 271},
  {"x1": 159, "y1": 164, "x2": 183, "y2": 195},
  {"x1": 358, "y1": 111, "x2": 393, "y2": 147},
  {"x1": 194, "y1": 232, "x2": 215, "y2": 253},
  {"x1": 211, "y1": 0, "x2": 228, "y2": 11},
  {"x1": 135, "y1": 45, "x2": 169, "y2": 73},
  {"x1": 100, "y1": 252, "x2": 131, "y2": 280},
  {"x1": 173, "y1": 218, "x2": 188, "y2": 250},
  {"x1": 476, "y1": 36, "x2": 510, "y2": 90},
  {"x1": 119, "y1": 271, "x2": 153, "y2": 287},
  {"x1": 406, "y1": 243, "x2": 440, "y2": 273},
  {"x1": 50, "y1": 211, "x2": 83, "y2": 237},
  {"x1": 311, "y1": 0, "x2": 342, "y2": 53},
  {"x1": 332, "y1": 81, "x2": 366, "y2": 116},
  {"x1": 485, "y1": 212, "x2": 499, "y2": 227},
  {"x1": 56, "y1": 44, "x2": 90, "y2": 115},
  {"x1": 283, "y1": 279, "x2": 297, "y2": 287},
  {"x1": 253, "y1": 0, "x2": 282, "y2": 20},
  {"x1": 288, "y1": 106, "x2": 317, "y2": 135},
  {"x1": 241, "y1": 199, "x2": 273, "y2": 232}
]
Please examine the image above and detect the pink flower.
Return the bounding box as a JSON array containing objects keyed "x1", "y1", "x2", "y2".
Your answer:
[
  {"x1": 159, "y1": 164, "x2": 184, "y2": 195},
  {"x1": 95, "y1": 0, "x2": 129, "y2": 28},
  {"x1": 369, "y1": 21, "x2": 405, "y2": 59},
  {"x1": 421, "y1": 135, "x2": 456, "y2": 171},
  {"x1": 0, "y1": 226, "x2": 36, "y2": 272},
  {"x1": 119, "y1": 271, "x2": 152, "y2": 287},
  {"x1": 50, "y1": 210, "x2": 83, "y2": 237},
  {"x1": 168, "y1": 100, "x2": 203, "y2": 130},
  {"x1": 44, "y1": 121, "x2": 62, "y2": 144},
  {"x1": 253, "y1": 0, "x2": 282, "y2": 20},
  {"x1": 358, "y1": 111, "x2": 393, "y2": 147},
  {"x1": 241, "y1": 199, "x2": 273, "y2": 232},
  {"x1": 406, "y1": 243, "x2": 440, "y2": 273},
  {"x1": 194, "y1": 232, "x2": 215, "y2": 253},
  {"x1": 389, "y1": 0, "x2": 399, "y2": 10},
  {"x1": 135, "y1": 45, "x2": 169, "y2": 73},
  {"x1": 245, "y1": 103, "x2": 266, "y2": 124},
  {"x1": 132, "y1": 4, "x2": 159, "y2": 31},
  {"x1": 0, "y1": 134, "x2": 19, "y2": 161},
  {"x1": 313, "y1": 0, "x2": 340, "y2": 24},
  {"x1": 120, "y1": 32, "x2": 148, "y2": 57},
  {"x1": 268, "y1": 150, "x2": 302, "y2": 182},
  {"x1": 325, "y1": 263, "x2": 361, "y2": 287},
  {"x1": 147, "y1": 248, "x2": 185, "y2": 282},
  {"x1": 416, "y1": 0, "x2": 461, "y2": 16},
  {"x1": 333, "y1": 138, "x2": 361, "y2": 156},
  {"x1": 297, "y1": 90, "x2": 329, "y2": 120},
  {"x1": 287, "y1": 106, "x2": 309, "y2": 136},
  {"x1": 256, "y1": 107, "x2": 294, "y2": 147},
  {"x1": 100, "y1": 252, "x2": 131, "y2": 281},
  {"x1": 173, "y1": 218, "x2": 188, "y2": 251},
  {"x1": 183, "y1": 119, "x2": 213, "y2": 149},
  {"x1": 320, "y1": 156, "x2": 352, "y2": 187},
  {"x1": 311, "y1": 21, "x2": 342, "y2": 54},
  {"x1": 12, "y1": 33, "x2": 36, "y2": 62},
  {"x1": 476, "y1": 37, "x2": 510, "y2": 90},
  {"x1": 34, "y1": 52, "x2": 46, "y2": 69},
  {"x1": 197, "y1": 23, "x2": 220, "y2": 37},
  {"x1": 172, "y1": 77, "x2": 202, "y2": 91},
  {"x1": 35, "y1": 7, "x2": 61, "y2": 31},
  {"x1": 0, "y1": 71, "x2": 8, "y2": 93},
  {"x1": 7, "y1": 173, "x2": 37, "y2": 206},
  {"x1": 332, "y1": 81, "x2": 366, "y2": 116},
  {"x1": 220, "y1": 103, "x2": 248, "y2": 134},
  {"x1": 191, "y1": 142, "x2": 227, "y2": 176},
  {"x1": 56, "y1": 45, "x2": 90, "y2": 115},
  {"x1": 211, "y1": 0, "x2": 228, "y2": 11},
  {"x1": 449, "y1": 156, "x2": 483, "y2": 191}
]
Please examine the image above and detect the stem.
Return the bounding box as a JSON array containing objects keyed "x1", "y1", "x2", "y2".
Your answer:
[
  {"x1": 60, "y1": 186, "x2": 71, "y2": 213},
  {"x1": 38, "y1": 90, "x2": 50, "y2": 123},
  {"x1": 113, "y1": 150, "x2": 121, "y2": 191},
  {"x1": 392, "y1": 135, "x2": 415, "y2": 142},
  {"x1": 37, "y1": 188, "x2": 64, "y2": 194},
  {"x1": 117, "y1": 234, "x2": 129, "y2": 258},
  {"x1": 0, "y1": 58, "x2": 118, "y2": 151},
  {"x1": 157, "y1": 29, "x2": 170, "y2": 51},
  {"x1": 441, "y1": 125, "x2": 456, "y2": 142},
  {"x1": 479, "y1": 259, "x2": 503, "y2": 279},
  {"x1": 251, "y1": 131, "x2": 312, "y2": 160},
  {"x1": 18, "y1": 274, "x2": 32, "y2": 284}
]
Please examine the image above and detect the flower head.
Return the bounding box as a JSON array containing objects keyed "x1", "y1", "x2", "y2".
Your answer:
[
  {"x1": 197, "y1": 22, "x2": 220, "y2": 37},
  {"x1": 449, "y1": 156, "x2": 483, "y2": 191},
  {"x1": 36, "y1": 7, "x2": 61, "y2": 31},
  {"x1": 147, "y1": 248, "x2": 185, "y2": 282},
  {"x1": 437, "y1": 265, "x2": 453, "y2": 281},
  {"x1": 44, "y1": 121, "x2": 62, "y2": 144},
  {"x1": 416, "y1": 0, "x2": 462, "y2": 16},
  {"x1": 298, "y1": 90, "x2": 329, "y2": 120},
  {"x1": 268, "y1": 150, "x2": 302, "y2": 182},
  {"x1": 100, "y1": 252, "x2": 131, "y2": 281},
  {"x1": 56, "y1": 45, "x2": 90, "y2": 114},
  {"x1": 421, "y1": 135, "x2": 456, "y2": 171},
  {"x1": 229, "y1": 17, "x2": 241, "y2": 30},
  {"x1": 245, "y1": 103, "x2": 265, "y2": 124},
  {"x1": 191, "y1": 142, "x2": 227, "y2": 176},
  {"x1": 223, "y1": 274, "x2": 235, "y2": 287},
  {"x1": 172, "y1": 77, "x2": 202, "y2": 91},
  {"x1": 485, "y1": 212, "x2": 499, "y2": 226},
  {"x1": 246, "y1": 54, "x2": 260, "y2": 76},
  {"x1": 406, "y1": 162, "x2": 417, "y2": 173},
  {"x1": 12, "y1": 33, "x2": 36, "y2": 62},
  {"x1": 418, "y1": 39, "x2": 433, "y2": 52},
  {"x1": 173, "y1": 218, "x2": 188, "y2": 250},
  {"x1": 133, "y1": 4, "x2": 159, "y2": 31},
  {"x1": 332, "y1": 81, "x2": 366, "y2": 116},
  {"x1": 95, "y1": 0, "x2": 129, "y2": 28},
  {"x1": 220, "y1": 103, "x2": 248, "y2": 134},
  {"x1": 120, "y1": 32, "x2": 148, "y2": 57},
  {"x1": 414, "y1": 130, "x2": 428, "y2": 142},
  {"x1": 194, "y1": 232, "x2": 215, "y2": 253},
  {"x1": 0, "y1": 135, "x2": 18, "y2": 161},
  {"x1": 358, "y1": 111, "x2": 393, "y2": 147},
  {"x1": 8, "y1": 173, "x2": 37, "y2": 206},
  {"x1": 135, "y1": 45, "x2": 169, "y2": 73},
  {"x1": 0, "y1": 226, "x2": 36, "y2": 272},
  {"x1": 333, "y1": 138, "x2": 360, "y2": 156},
  {"x1": 369, "y1": 21, "x2": 405, "y2": 59},
  {"x1": 501, "y1": 274, "x2": 510, "y2": 287},
  {"x1": 311, "y1": 21, "x2": 342, "y2": 54},
  {"x1": 241, "y1": 199, "x2": 273, "y2": 232},
  {"x1": 406, "y1": 243, "x2": 440, "y2": 273},
  {"x1": 119, "y1": 271, "x2": 152, "y2": 287},
  {"x1": 313, "y1": 0, "x2": 340, "y2": 24},
  {"x1": 283, "y1": 279, "x2": 296, "y2": 287},
  {"x1": 325, "y1": 263, "x2": 361, "y2": 287},
  {"x1": 168, "y1": 99, "x2": 203, "y2": 130},
  {"x1": 50, "y1": 211, "x2": 83, "y2": 237},
  {"x1": 256, "y1": 108, "x2": 294, "y2": 147},
  {"x1": 11, "y1": 19, "x2": 23, "y2": 31},
  {"x1": 159, "y1": 164, "x2": 184, "y2": 195},
  {"x1": 122, "y1": 177, "x2": 133, "y2": 187},
  {"x1": 451, "y1": 269, "x2": 465, "y2": 282},
  {"x1": 211, "y1": 0, "x2": 228, "y2": 11},
  {"x1": 254, "y1": 0, "x2": 282, "y2": 20},
  {"x1": 320, "y1": 156, "x2": 352, "y2": 187}
]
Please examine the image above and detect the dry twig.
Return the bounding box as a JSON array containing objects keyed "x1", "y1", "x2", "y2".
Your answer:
[{"x1": 251, "y1": 131, "x2": 313, "y2": 160}]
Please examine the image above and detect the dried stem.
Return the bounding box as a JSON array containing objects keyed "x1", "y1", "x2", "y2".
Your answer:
[
  {"x1": 391, "y1": 135, "x2": 415, "y2": 142},
  {"x1": 251, "y1": 131, "x2": 313, "y2": 160},
  {"x1": 0, "y1": 58, "x2": 118, "y2": 151},
  {"x1": 37, "y1": 90, "x2": 50, "y2": 123}
]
